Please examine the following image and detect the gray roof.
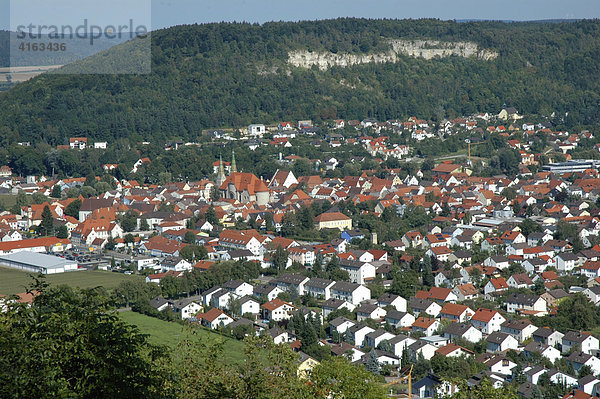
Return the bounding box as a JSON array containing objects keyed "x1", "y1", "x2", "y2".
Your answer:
[
  {"x1": 322, "y1": 298, "x2": 348, "y2": 309},
  {"x1": 501, "y1": 319, "x2": 532, "y2": 330},
  {"x1": 149, "y1": 296, "x2": 170, "y2": 309},
  {"x1": 274, "y1": 273, "x2": 309, "y2": 285},
  {"x1": 533, "y1": 327, "x2": 558, "y2": 338},
  {"x1": 444, "y1": 322, "x2": 473, "y2": 336},
  {"x1": 557, "y1": 252, "x2": 579, "y2": 261},
  {"x1": 0, "y1": 251, "x2": 78, "y2": 270},
  {"x1": 331, "y1": 281, "x2": 360, "y2": 292},
  {"x1": 487, "y1": 331, "x2": 512, "y2": 344},
  {"x1": 305, "y1": 277, "x2": 334, "y2": 289},
  {"x1": 386, "y1": 310, "x2": 409, "y2": 320},
  {"x1": 228, "y1": 249, "x2": 254, "y2": 259},
  {"x1": 563, "y1": 330, "x2": 593, "y2": 343},
  {"x1": 223, "y1": 279, "x2": 246, "y2": 289},
  {"x1": 366, "y1": 329, "x2": 392, "y2": 340},
  {"x1": 355, "y1": 304, "x2": 379, "y2": 314},
  {"x1": 506, "y1": 293, "x2": 541, "y2": 306},
  {"x1": 523, "y1": 341, "x2": 549, "y2": 354},
  {"x1": 339, "y1": 259, "x2": 368, "y2": 269},
  {"x1": 409, "y1": 297, "x2": 434, "y2": 310},
  {"x1": 329, "y1": 316, "x2": 356, "y2": 328}
]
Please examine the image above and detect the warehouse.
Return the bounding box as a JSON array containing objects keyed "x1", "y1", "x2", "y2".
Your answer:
[{"x1": 0, "y1": 252, "x2": 78, "y2": 274}]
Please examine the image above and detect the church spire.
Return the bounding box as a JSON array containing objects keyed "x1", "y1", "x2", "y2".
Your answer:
[
  {"x1": 231, "y1": 149, "x2": 237, "y2": 173},
  {"x1": 216, "y1": 154, "x2": 226, "y2": 187}
]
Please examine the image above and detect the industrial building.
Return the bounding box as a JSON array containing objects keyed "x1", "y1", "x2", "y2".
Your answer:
[
  {"x1": 0, "y1": 252, "x2": 78, "y2": 274},
  {"x1": 542, "y1": 160, "x2": 600, "y2": 174}
]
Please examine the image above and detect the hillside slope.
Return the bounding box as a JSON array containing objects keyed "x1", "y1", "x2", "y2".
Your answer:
[{"x1": 0, "y1": 19, "x2": 599, "y2": 145}]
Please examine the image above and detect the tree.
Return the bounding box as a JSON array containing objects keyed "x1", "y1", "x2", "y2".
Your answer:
[
  {"x1": 124, "y1": 234, "x2": 135, "y2": 245},
  {"x1": 446, "y1": 378, "x2": 519, "y2": 399},
  {"x1": 310, "y1": 356, "x2": 387, "y2": 399},
  {"x1": 272, "y1": 246, "x2": 289, "y2": 272},
  {"x1": 519, "y1": 218, "x2": 541, "y2": 238},
  {"x1": 0, "y1": 280, "x2": 169, "y2": 398},
  {"x1": 205, "y1": 205, "x2": 218, "y2": 225},
  {"x1": 184, "y1": 231, "x2": 197, "y2": 244},
  {"x1": 179, "y1": 245, "x2": 207, "y2": 262},
  {"x1": 139, "y1": 218, "x2": 149, "y2": 231},
  {"x1": 120, "y1": 211, "x2": 138, "y2": 232},
  {"x1": 50, "y1": 184, "x2": 62, "y2": 198},
  {"x1": 64, "y1": 199, "x2": 81, "y2": 219},
  {"x1": 364, "y1": 349, "x2": 381, "y2": 375},
  {"x1": 56, "y1": 225, "x2": 69, "y2": 239},
  {"x1": 578, "y1": 364, "x2": 593, "y2": 378},
  {"x1": 31, "y1": 192, "x2": 48, "y2": 205},
  {"x1": 555, "y1": 220, "x2": 578, "y2": 241},
  {"x1": 37, "y1": 205, "x2": 54, "y2": 236}
]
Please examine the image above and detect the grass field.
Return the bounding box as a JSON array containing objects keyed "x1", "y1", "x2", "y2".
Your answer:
[
  {"x1": 118, "y1": 311, "x2": 246, "y2": 363},
  {"x1": 0, "y1": 266, "x2": 142, "y2": 295}
]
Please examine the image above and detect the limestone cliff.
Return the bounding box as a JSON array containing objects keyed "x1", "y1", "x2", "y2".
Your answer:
[{"x1": 288, "y1": 39, "x2": 498, "y2": 70}]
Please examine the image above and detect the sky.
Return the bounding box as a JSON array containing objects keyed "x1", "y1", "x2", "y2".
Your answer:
[{"x1": 1, "y1": 0, "x2": 599, "y2": 31}]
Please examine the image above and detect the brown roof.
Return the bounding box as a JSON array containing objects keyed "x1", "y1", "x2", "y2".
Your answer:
[{"x1": 314, "y1": 212, "x2": 351, "y2": 222}]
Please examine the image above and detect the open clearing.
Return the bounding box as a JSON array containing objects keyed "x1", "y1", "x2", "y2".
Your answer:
[
  {"x1": 0, "y1": 266, "x2": 142, "y2": 295},
  {"x1": 118, "y1": 311, "x2": 246, "y2": 363}
]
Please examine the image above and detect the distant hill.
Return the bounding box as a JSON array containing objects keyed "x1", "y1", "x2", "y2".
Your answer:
[{"x1": 0, "y1": 18, "x2": 599, "y2": 145}]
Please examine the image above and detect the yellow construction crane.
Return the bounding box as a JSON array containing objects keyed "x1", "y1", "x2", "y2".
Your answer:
[
  {"x1": 465, "y1": 138, "x2": 487, "y2": 166},
  {"x1": 384, "y1": 364, "x2": 413, "y2": 398}
]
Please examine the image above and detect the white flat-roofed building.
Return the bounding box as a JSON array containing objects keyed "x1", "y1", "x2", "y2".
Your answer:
[{"x1": 0, "y1": 251, "x2": 78, "y2": 274}]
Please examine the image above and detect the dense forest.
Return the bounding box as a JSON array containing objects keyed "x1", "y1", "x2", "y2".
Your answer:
[{"x1": 0, "y1": 19, "x2": 599, "y2": 145}]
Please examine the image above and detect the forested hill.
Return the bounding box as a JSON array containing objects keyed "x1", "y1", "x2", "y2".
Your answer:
[{"x1": 0, "y1": 18, "x2": 599, "y2": 145}]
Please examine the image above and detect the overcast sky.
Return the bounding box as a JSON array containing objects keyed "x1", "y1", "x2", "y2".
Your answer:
[{"x1": 1, "y1": 0, "x2": 599, "y2": 31}]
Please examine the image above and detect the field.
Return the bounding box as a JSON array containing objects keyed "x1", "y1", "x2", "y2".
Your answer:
[
  {"x1": 118, "y1": 311, "x2": 246, "y2": 363},
  {"x1": 0, "y1": 266, "x2": 142, "y2": 295}
]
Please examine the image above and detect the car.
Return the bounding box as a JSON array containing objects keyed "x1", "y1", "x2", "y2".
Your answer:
[{"x1": 124, "y1": 271, "x2": 133, "y2": 275}]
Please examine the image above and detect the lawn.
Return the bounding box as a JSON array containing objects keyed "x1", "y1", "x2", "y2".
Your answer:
[
  {"x1": 0, "y1": 266, "x2": 142, "y2": 295},
  {"x1": 118, "y1": 311, "x2": 246, "y2": 363}
]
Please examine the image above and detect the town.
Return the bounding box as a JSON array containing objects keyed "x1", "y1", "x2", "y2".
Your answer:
[{"x1": 1, "y1": 106, "x2": 600, "y2": 399}]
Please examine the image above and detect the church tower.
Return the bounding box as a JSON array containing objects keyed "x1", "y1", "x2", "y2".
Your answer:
[
  {"x1": 231, "y1": 149, "x2": 237, "y2": 174},
  {"x1": 216, "y1": 154, "x2": 226, "y2": 187}
]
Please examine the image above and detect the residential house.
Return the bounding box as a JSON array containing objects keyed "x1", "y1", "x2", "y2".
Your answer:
[
  {"x1": 261, "y1": 298, "x2": 297, "y2": 322},
  {"x1": 364, "y1": 329, "x2": 396, "y2": 349},
  {"x1": 505, "y1": 293, "x2": 547, "y2": 316},
  {"x1": 329, "y1": 282, "x2": 371, "y2": 305},
  {"x1": 338, "y1": 259, "x2": 376, "y2": 285},
  {"x1": 486, "y1": 332, "x2": 519, "y2": 353},
  {"x1": 321, "y1": 298, "x2": 356, "y2": 319},
  {"x1": 556, "y1": 252, "x2": 579, "y2": 272},
  {"x1": 562, "y1": 331, "x2": 600, "y2": 355},
  {"x1": 452, "y1": 284, "x2": 479, "y2": 301},
  {"x1": 533, "y1": 327, "x2": 564, "y2": 347},
  {"x1": 314, "y1": 212, "x2": 352, "y2": 231},
  {"x1": 471, "y1": 308, "x2": 506, "y2": 334},
  {"x1": 568, "y1": 352, "x2": 600, "y2": 376},
  {"x1": 355, "y1": 304, "x2": 386, "y2": 322},
  {"x1": 500, "y1": 319, "x2": 537, "y2": 343},
  {"x1": 409, "y1": 298, "x2": 442, "y2": 318},
  {"x1": 304, "y1": 278, "x2": 335, "y2": 300},
  {"x1": 439, "y1": 303, "x2": 474, "y2": 323},
  {"x1": 377, "y1": 293, "x2": 407, "y2": 312},
  {"x1": 329, "y1": 317, "x2": 357, "y2": 336},
  {"x1": 523, "y1": 341, "x2": 562, "y2": 363},
  {"x1": 443, "y1": 322, "x2": 483, "y2": 344},
  {"x1": 349, "y1": 324, "x2": 375, "y2": 347},
  {"x1": 412, "y1": 317, "x2": 441, "y2": 337},
  {"x1": 197, "y1": 308, "x2": 234, "y2": 329},
  {"x1": 385, "y1": 310, "x2": 416, "y2": 328}
]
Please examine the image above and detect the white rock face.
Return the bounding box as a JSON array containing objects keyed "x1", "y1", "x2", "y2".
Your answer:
[{"x1": 288, "y1": 39, "x2": 498, "y2": 70}]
